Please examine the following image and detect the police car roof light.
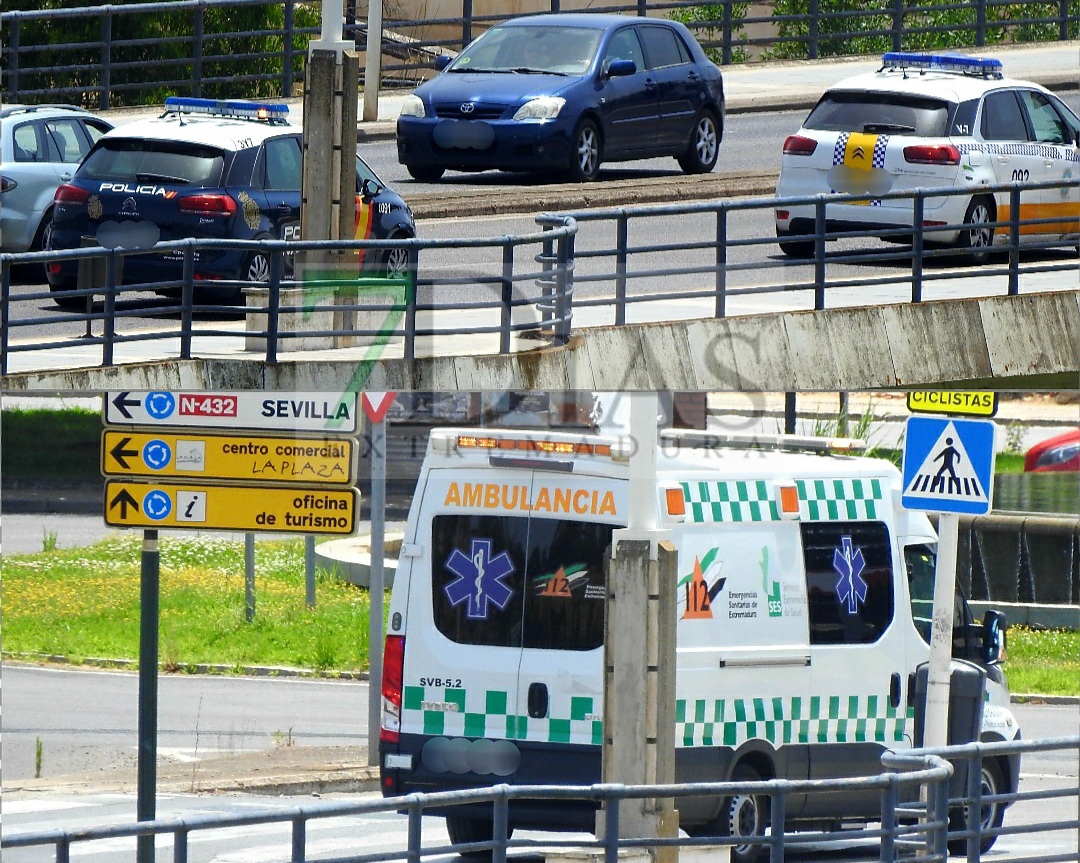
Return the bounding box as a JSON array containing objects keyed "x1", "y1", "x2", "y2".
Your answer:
[
  {"x1": 163, "y1": 96, "x2": 290, "y2": 124},
  {"x1": 880, "y1": 51, "x2": 1003, "y2": 79}
]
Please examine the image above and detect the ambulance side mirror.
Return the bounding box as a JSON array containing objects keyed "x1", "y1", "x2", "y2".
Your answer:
[{"x1": 981, "y1": 609, "x2": 1006, "y2": 665}]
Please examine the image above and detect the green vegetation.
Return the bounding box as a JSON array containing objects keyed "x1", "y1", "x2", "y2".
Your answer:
[
  {"x1": 1, "y1": 534, "x2": 376, "y2": 674},
  {"x1": 1006, "y1": 627, "x2": 1080, "y2": 696},
  {"x1": 1, "y1": 406, "x2": 102, "y2": 484}
]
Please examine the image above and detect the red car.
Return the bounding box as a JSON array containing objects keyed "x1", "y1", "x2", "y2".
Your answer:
[{"x1": 1024, "y1": 429, "x2": 1080, "y2": 472}]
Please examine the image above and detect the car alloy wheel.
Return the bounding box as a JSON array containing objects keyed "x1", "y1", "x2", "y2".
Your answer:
[
  {"x1": 569, "y1": 118, "x2": 601, "y2": 182},
  {"x1": 958, "y1": 196, "x2": 994, "y2": 263},
  {"x1": 246, "y1": 251, "x2": 271, "y2": 283},
  {"x1": 679, "y1": 110, "x2": 720, "y2": 174}
]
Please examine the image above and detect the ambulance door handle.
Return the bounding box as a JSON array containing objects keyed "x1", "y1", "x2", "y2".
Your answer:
[
  {"x1": 890, "y1": 672, "x2": 902, "y2": 709},
  {"x1": 527, "y1": 682, "x2": 549, "y2": 719}
]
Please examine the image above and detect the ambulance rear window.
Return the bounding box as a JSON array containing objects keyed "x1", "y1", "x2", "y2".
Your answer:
[
  {"x1": 431, "y1": 514, "x2": 612, "y2": 651},
  {"x1": 801, "y1": 521, "x2": 894, "y2": 644}
]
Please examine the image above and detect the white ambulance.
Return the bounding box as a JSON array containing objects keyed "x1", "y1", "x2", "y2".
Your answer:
[{"x1": 379, "y1": 427, "x2": 1020, "y2": 860}]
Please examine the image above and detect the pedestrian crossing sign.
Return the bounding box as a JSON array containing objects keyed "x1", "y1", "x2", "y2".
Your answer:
[{"x1": 901, "y1": 416, "x2": 996, "y2": 515}]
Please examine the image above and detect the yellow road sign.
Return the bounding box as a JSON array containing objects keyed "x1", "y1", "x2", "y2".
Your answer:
[
  {"x1": 101, "y1": 431, "x2": 356, "y2": 486},
  {"x1": 906, "y1": 391, "x2": 999, "y2": 418},
  {"x1": 104, "y1": 481, "x2": 359, "y2": 535}
]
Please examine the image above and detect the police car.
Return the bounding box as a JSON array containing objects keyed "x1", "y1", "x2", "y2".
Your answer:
[
  {"x1": 46, "y1": 96, "x2": 415, "y2": 307},
  {"x1": 775, "y1": 52, "x2": 1080, "y2": 259}
]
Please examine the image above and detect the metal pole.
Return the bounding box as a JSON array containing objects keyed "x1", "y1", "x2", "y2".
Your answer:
[
  {"x1": 368, "y1": 415, "x2": 387, "y2": 766},
  {"x1": 925, "y1": 512, "x2": 959, "y2": 747},
  {"x1": 784, "y1": 392, "x2": 797, "y2": 434},
  {"x1": 363, "y1": 1, "x2": 384, "y2": 121},
  {"x1": 136, "y1": 529, "x2": 160, "y2": 863},
  {"x1": 305, "y1": 535, "x2": 316, "y2": 608},
  {"x1": 245, "y1": 533, "x2": 256, "y2": 622}
]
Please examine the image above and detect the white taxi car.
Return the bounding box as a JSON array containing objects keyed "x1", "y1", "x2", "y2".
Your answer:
[{"x1": 774, "y1": 52, "x2": 1080, "y2": 259}]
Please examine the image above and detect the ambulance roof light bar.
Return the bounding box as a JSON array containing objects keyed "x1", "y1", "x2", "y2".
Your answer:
[
  {"x1": 880, "y1": 52, "x2": 1003, "y2": 79},
  {"x1": 430, "y1": 429, "x2": 613, "y2": 458},
  {"x1": 662, "y1": 429, "x2": 867, "y2": 455},
  {"x1": 162, "y1": 96, "x2": 291, "y2": 125}
]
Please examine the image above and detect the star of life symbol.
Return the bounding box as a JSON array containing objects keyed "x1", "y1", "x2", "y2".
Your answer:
[
  {"x1": 832, "y1": 535, "x2": 867, "y2": 614},
  {"x1": 444, "y1": 539, "x2": 515, "y2": 619}
]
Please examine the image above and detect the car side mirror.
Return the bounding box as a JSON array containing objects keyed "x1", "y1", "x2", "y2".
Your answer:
[
  {"x1": 360, "y1": 177, "x2": 381, "y2": 199},
  {"x1": 435, "y1": 53, "x2": 452, "y2": 71},
  {"x1": 981, "y1": 609, "x2": 1006, "y2": 664},
  {"x1": 604, "y1": 58, "x2": 637, "y2": 79}
]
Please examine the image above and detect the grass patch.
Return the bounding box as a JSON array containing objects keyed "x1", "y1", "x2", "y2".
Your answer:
[
  {"x1": 1005, "y1": 627, "x2": 1080, "y2": 697},
  {"x1": 1, "y1": 534, "x2": 376, "y2": 673},
  {"x1": 1, "y1": 406, "x2": 103, "y2": 484}
]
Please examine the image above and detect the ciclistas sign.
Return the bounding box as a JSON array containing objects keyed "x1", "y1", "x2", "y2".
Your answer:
[
  {"x1": 906, "y1": 391, "x2": 998, "y2": 418},
  {"x1": 101, "y1": 430, "x2": 357, "y2": 486},
  {"x1": 105, "y1": 391, "x2": 359, "y2": 434},
  {"x1": 104, "y1": 481, "x2": 359, "y2": 535}
]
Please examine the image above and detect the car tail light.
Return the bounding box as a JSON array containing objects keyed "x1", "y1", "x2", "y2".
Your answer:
[
  {"x1": 380, "y1": 634, "x2": 405, "y2": 743},
  {"x1": 178, "y1": 193, "x2": 237, "y2": 216},
  {"x1": 783, "y1": 135, "x2": 818, "y2": 156},
  {"x1": 776, "y1": 209, "x2": 790, "y2": 220},
  {"x1": 1, "y1": 176, "x2": 17, "y2": 194},
  {"x1": 54, "y1": 184, "x2": 90, "y2": 204},
  {"x1": 903, "y1": 144, "x2": 961, "y2": 165}
]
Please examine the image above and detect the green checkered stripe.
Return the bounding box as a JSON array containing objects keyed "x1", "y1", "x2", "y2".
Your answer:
[
  {"x1": 676, "y1": 695, "x2": 911, "y2": 747},
  {"x1": 402, "y1": 686, "x2": 602, "y2": 744},
  {"x1": 680, "y1": 478, "x2": 884, "y2": 523}
]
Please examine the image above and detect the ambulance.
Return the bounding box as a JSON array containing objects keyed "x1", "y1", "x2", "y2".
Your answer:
[{"x1": 378, "y1": 427, "x2": 1020, "y2": 860}]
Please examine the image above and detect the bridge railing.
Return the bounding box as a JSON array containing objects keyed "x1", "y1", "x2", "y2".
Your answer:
[
  {"x1": 2, "y1": 178, "x2": 1077, "y2": 377},
  {"x1": 2, "y1": 737, "x2": 1077, "y2": 863}
]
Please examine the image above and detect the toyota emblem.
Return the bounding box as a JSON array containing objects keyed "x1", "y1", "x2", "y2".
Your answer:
[{"x1": 460, "y1": 102, "x2": 475, "y2": 114}]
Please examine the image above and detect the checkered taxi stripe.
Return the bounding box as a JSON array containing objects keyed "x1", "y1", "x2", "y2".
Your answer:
[
  {"x1": 677, "y1": 695, "x2": 912, "y2": 747},
  {"x1": 680, "y1": 478, "x2": 884, "y2": 523},
  {"x1": 402, "y1": 686, "x2": 603, "y2": 744}
]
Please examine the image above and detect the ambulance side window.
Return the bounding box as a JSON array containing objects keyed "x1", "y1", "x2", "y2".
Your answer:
[{"x1": 801, "y1": 522, "x2": 894, "y2": 644}]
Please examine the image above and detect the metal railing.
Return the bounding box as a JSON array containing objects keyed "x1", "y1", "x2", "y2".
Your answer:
[
  {"x1": 2, "y1": 736, "x2": 1077, "y2": 863},
  {"x1": 2, "y1": 178, "x2": 1078, "y2": 377},
  {"x1": 2, "y1": 0, "x2": 1077, "y2": 108}
]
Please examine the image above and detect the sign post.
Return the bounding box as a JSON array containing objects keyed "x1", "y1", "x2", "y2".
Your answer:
[
  {"x1": 136, "y1": 529, "x2": 159, "y2": 863},
  {"x1": 901, "y1": 414, "x2": 996, "y2": 748}
]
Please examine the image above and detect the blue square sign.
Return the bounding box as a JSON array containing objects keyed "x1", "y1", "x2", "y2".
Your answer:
[{"x1": 901, "y1": 416, "x2": 996, "y2": 515}]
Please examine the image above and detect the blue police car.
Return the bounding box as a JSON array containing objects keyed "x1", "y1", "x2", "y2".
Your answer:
[{"x1": 46, "y1": 97, "x2": 415, "y2": 307}]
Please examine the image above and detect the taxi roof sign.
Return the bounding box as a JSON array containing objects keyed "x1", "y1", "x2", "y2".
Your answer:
[{"x1": 907, "y1": 391, "x2": 998, "y2": 418}]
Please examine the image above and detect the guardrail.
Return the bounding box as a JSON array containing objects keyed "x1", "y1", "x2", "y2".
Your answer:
[
  {"x1": 2, "y1": 737, "x2": 1077, "y2": 863},
  {"x1": 2, "y1": 0, "x2": 1077, "y2": 108}
]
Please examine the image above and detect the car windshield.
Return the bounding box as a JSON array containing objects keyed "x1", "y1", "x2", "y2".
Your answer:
[
  {"x1": 448, "y1": 25, "x2": 602, "y2": 76},
  {"x1": 79, "y1": 139, "x2": 225, "y2": 186},
  {"x1": 804, "y1": 91, "x2": 954, "y2": 136}
]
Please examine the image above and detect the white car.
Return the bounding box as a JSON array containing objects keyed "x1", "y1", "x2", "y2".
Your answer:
[{"x1": 774, "y1": 52, "x2": 1080, "y2": 260}]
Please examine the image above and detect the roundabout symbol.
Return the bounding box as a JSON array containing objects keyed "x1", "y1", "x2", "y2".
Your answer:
[
  {"x1": 143, "y1": 489, "x2": 172, "y2": 521},
  {"x1": 144, "y1": 392, "x2": 176, "y2": 420},
  {"x1": 142, "y1": 439, "x2": 172, "y2": 471}
]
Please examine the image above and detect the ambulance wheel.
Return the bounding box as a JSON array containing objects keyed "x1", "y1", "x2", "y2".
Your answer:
[
  {"x1": 955, "y1": 195, "x2": 995, "y2": 263},
  {"x1": 445, "y1": 815, "x2": 511, "y2": 858},
  {"x1": 719, "y1": 764, "x2": 770, "y2": 863},
  {"x1": 947, "y1": 759, "x2": 1005, "y2": 855}
]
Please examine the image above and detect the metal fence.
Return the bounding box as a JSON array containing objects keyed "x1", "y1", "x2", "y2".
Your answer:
[
  {"x1": 3, "y1": 178, "x2": 1077, "y2": 377},
  {"x1": 2, "y1": 736, "x2": 1077, "y2": 863},
  {"x1": 2, "y1": 0, "x2": 1078, "y2": 108}
]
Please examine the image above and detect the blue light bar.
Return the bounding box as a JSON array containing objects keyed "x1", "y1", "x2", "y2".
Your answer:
[
  {"x1": 881, "y1": 52, "x2": 1003, "y2": 77},
  {"x1": 163, "y1": 96, "x2": 290, "y2": 123}
]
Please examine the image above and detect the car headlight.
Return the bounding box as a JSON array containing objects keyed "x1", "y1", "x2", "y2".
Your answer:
[
  {"x1": 512, "y1": 97, "x2": 566, "y2": 121},
  {"x1": 399, "y1": 95, "x2": 426, "y2": 119}
]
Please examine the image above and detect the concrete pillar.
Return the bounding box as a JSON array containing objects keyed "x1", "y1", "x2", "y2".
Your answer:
[
  {"x1": 599, "y1": 538, "x2": 679, "y2": 862},
  {"x1": 301, "y1": 48, "x2": 360, "y2": 347}
]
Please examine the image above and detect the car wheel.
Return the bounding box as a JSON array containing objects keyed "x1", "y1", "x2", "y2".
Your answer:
[
  {"x1": 678, "y1": 110, "x2": 720, "y2": 174},
  {"x1": 955, "y1": 195, "x2": 994, "y2": 263},
  {"x1": 407, "y1": 164, "x2": 445, "y2": 182},
  {"x1": 246, "y1": 251, "x2": 271, "y2": 283},
  {"x1": 567, "y1": 118, "x2": 601, "y2": 182},
  {"x1": 379, "y1": 242, "x2": 410, "y2": 278},
  {"x1": 776, "y1": 227, "x2": 815, "y2": 259},
  {"x1": 716, "y1": 764, "x2": 770, "y2": 863},
  {"x1": 948, "y1": 759, "x2": 1006, "y2": 855},
  {"x1": 49, "y1": 281, "x2": 85, "y2": 311},
  {"x1": 445, "y1": 815, "x2": 511, "y2": 860}
]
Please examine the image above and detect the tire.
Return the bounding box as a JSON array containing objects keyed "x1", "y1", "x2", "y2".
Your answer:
[
  {"x1": 446, "y1": 815, "x2": 511, "y2": 860},
  {"x1": 49, "y1": 281, "x2": 85, "y2": 311},
  {"x1": 776, "y1": 227, "x2": 815, "y2": 259},
  {"x1": 245, "y1": 250, "x2": 271, "y2": 283},
  {"x1": 407, "y1": 164, "x2": 445, "y2": 182},
  {"x1": 955, "y1": 195, "x2": 995, "y2": 263},
  {"x1": 718, "y1": 764, "x2": 770, "y2": 863},
  {"x1": 947, "y1": 759, "x2": 1006, "y2": 856},
  {"x1": 567, "y1": 118, "x2": 601, "y2": 182},
  {"x1": 378, "y1": 241, "x2": 410, "y2": 278},
  {"x1": 678, "y1": 110, "x2": 720, "y2": 174}
]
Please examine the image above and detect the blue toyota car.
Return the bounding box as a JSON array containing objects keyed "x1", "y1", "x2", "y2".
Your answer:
[{"x1": 396, "y1": 13, "x2": 725, "y2": 182}]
